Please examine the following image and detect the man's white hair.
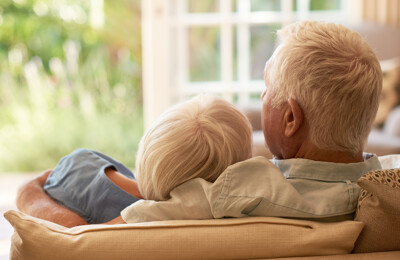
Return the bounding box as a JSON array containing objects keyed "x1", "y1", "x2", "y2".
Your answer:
[
  {"x1": 265, "y1": 21, "x2": 382, "y2": 155},
  {"x1": 135, "y1": 94, "x2": 253, "y2": 201}
]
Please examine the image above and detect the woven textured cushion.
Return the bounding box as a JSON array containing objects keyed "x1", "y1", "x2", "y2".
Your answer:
[
  {"x1": 353, "y1": 168, "x2": 400, "y2": 253},
  {"x1": 5, "y1": 210, "x2": 363, "y2": 260}
]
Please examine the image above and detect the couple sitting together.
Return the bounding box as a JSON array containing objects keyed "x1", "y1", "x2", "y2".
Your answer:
[{"x1": 17, "y1": 21, "x2": 388, "y2": 227}]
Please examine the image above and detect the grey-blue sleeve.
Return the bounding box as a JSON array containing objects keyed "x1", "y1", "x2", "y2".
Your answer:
[{"x1": 43, "y1": 148, "x2": 140, "y2": 224}]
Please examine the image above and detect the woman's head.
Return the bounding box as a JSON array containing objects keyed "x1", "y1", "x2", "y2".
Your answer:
[{"x1": 135, "y1": 94, "x2": 253, "y2": 201}]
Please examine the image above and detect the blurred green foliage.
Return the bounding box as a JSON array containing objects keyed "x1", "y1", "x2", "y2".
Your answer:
[
  {"x1": 189, "y1": 27, "x2": 221, "y2": 82},
  {"x1": 310, "y1": 0, "x2": 341, "y2": 10},
  {"x1": 188, "y1": 0, "x2": 218, "y2": 13},
  {"x1": 0, "y1": 0, "x2": 143, "y2": 173}
]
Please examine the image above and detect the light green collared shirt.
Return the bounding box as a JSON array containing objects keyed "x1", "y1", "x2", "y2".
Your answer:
[{"x1": 122, "y1": 154, "x2": 388, "y2": 223}]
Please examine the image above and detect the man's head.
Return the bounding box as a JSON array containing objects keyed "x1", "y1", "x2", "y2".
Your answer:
[
  {"x1": 262, "y1": 21, "x2": 382, "y2": 159},
  {"x1": 135, "y1": 94, "x2": 253, "y2": 201}
]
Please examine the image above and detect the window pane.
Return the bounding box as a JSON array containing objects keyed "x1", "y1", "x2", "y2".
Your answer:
[
  {"x1": 188, "y1": 0, "x2": 218, "y2": 13},
  {"x1": 232, "y1": 0, "x2": 237, "y2": 12},
  {"x1": 250, "y1": 24, "x2": 281, "y2": 80},
  {"x1": 189, "y1": 27, "x2": 220, "y2": 82},
  {"x1": 251, "y1": 0, "x2": 281, "y2": 11},
  {"x1": 310, "y1": 0, "x2": 341, "y2": 10}
]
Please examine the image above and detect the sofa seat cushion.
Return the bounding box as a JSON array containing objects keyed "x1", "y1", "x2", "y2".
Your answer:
[{"x1": 4, "y1": 210, "x2": 363, "y2": 260}]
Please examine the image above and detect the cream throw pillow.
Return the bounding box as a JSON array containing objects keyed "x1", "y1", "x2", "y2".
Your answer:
[{"x1": 5, "y1": 210, "x2": 363, "y2": 260}]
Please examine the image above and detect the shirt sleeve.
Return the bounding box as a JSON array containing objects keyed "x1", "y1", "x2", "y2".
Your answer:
[
  {"x1": 121, "y1": 178, "x2": 214, "y2": 223},
  {"x1": 44, "y1": 149, "x2": 139, "y2": 224}
]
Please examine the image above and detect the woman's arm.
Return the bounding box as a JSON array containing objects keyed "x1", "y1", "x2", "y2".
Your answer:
[
  {"x1": 16, "y1": 170, "x2": 88, "y2": 228},
  {"x1": 99, "y1": 169, "x2": 142, "y2": 224},
  {"x1": 105, "y1": 168, "x2": 143, "y2": 199},
  {"x1": 16, "y1": 168, "x2": 139, "y2": 227},
  {"x1": 104, "y1": 215, "x2": 126, "y2": 224}
]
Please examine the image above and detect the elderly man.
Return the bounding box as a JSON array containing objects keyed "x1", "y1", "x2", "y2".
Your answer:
[{"x1": 16, "y1": 21, "x2": 384, "y2": 226}]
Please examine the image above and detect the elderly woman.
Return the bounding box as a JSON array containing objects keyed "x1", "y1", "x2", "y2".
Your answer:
[
  {"x1": 19, "y1": 95, "x2": 253, "y2": 225},
  {"x1": 17, "y1": 21, "x2": 383, "y2": 226}
]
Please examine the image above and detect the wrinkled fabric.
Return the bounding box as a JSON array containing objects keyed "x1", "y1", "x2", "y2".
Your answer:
[
  {"x1": 44, "y1": 149, "x2": 139, "y2": 224},
  {"x1": 122, "y1": 154, "x2": 382, "y2": 223}
]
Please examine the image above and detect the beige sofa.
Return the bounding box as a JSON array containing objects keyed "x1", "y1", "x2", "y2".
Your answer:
[
  {"x1": 4, "y1": 168, "x2": 400, "y2": 259},
  {"x1": 4, "y1": 210, "x2": 400, "y2": 260}
]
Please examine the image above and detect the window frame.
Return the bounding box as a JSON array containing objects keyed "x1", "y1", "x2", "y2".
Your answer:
[{"x1": 142, "y1": 0, "x2": 358, "y2": 129}]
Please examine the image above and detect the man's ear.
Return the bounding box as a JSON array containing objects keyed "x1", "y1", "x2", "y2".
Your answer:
[{"x1": 284, "y1": 99, "x2": 304, "y2": 137}]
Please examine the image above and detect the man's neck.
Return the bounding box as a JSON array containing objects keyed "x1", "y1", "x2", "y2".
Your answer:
[
  {"x1": 295, "y1": 149, "x2": 364, "y2": 163},
  {"x1": 292, "y1": 140, "x2": 364, "y2": 163}
]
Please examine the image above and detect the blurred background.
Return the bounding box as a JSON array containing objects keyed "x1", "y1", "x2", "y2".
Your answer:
[
  {"x1": 0, "y1": 0, "x2": 143, "y2": 173},
  {"x1": 1, "y1": 0, "x2": 399, "y2": 173}
]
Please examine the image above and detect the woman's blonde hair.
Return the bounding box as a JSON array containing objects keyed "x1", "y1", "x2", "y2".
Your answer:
[
  {"x1": 265, "y1": 21, "x2": 382, "y2": 155},
  {"x1": 135, "y1": 94, "x2": 253, "y2": 201}
]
